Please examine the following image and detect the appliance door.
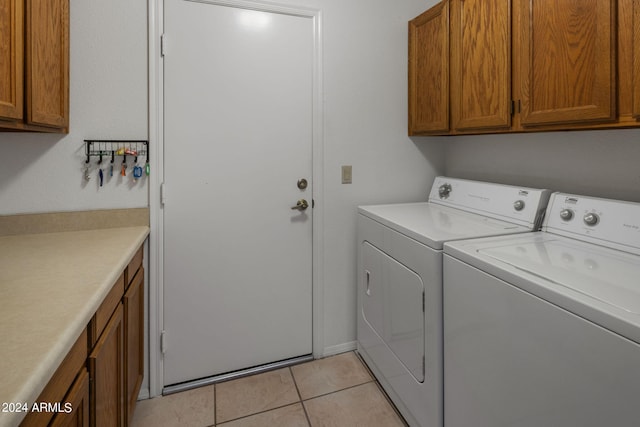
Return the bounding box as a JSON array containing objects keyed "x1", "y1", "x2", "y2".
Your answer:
[
  {"x1": 357, "y1": 214, "x2": 442, "y2": 427},
  {"x1": 361, "y1": 242, "x2": 425, "y2": 383},
  {"x1": 444, "y1": 255, "x2": 640, "y2": 427}
]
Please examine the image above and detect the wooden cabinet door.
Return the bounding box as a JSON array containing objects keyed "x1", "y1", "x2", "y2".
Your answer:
[
  {"x1": 0, "y1": 0, "x2": 23, "y2": 120},
  {"x1": 634, "y1": 0, "x2": 640, "y2": 118},
  {"x1": 50, "y1": 369, "x2": 90, "y2": 427},
  {"x1": 25, "y1": 0, "x2": 69, "y2": 128},
  {"x1": 124, "y1": 268, "x2": 144, "y2": 426},
  {"x1": 20, "y1": 329, "x2": 88, "y2": 427},
  {"x1": 89, "y1": 304, "x2": 125, "y2": 427},
  {"x1": 518, "y1": 0, "x2": 616, "y2": 126},
  {"x1": 451, "y1": 0, "x2": 511, "y2": 131},
  {"x1": 408, "y1": 1, "x2": 449, "y2": 135}
]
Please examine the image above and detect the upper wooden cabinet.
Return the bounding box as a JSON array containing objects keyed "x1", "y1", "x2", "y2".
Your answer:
[
  {"x1": 409, "y1": 0, "x2": 640, "y2": 135},
  {"x1": 450, "y1": 0, "x2": 511, "y2": 131},
  {"x1": 0, "y1": 0, "x2": 23, "y2": 120},
  {"x1": 518, "y1": 0, "x2": 616, "y2": 127},
  {"x1": 408, "y1": 1, "x2": 449, "y2": 135},
  {"x1": 634, "y1": 0, "x2": 640, "y2": 118},
  {"x1": 0, "y1": 0, "x2": 69, "y2": 132}
]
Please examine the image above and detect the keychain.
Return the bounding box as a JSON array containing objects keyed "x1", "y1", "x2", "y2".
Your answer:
[
  {"x1": 98, "y1": 168, "x2": 104, "y2": 187},
  {"x1": 84, "y1": 165, "x2": 91, "y2": 181},
  {"x1": 133, "y1": 165, "x2": 143, "y2": 182}
]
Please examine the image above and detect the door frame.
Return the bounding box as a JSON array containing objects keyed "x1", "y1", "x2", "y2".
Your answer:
[{"x1": 147, "y1": 0, "x2": 325, "y2": 397}]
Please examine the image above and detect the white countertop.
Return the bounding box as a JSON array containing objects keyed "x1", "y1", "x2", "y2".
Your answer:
[{"x1": 0, "y1": 226, "x2": 149, "y2": 427}]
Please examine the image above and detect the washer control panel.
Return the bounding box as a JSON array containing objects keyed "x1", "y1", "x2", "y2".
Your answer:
[
  {"x1": 583, "y1": 212, "x2": 600, "y2": 226},
  {"x1": 544, "y1": 193, "x2": 640, "y2": 254}
]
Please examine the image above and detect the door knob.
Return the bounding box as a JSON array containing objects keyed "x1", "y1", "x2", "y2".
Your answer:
[{"x1": 291, "y1": 199, "x2": 309, "y2": 211}]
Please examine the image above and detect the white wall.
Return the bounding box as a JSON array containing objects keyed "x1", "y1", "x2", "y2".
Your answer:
[
  {"x1": 443, "y1": 129, "x2": 640, "y2": 203},
  {"x1": 278, "y1": 0, "x2": 445, "y2": 353},
  {"x1": 0, "y1": 0, "x2": 445, "y2": 356},
  {"x1": 0, "y1": 0, "x2": 148, "y2": 215}
]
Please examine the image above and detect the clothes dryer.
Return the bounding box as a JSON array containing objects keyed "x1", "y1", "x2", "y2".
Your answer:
[
  {"x1": 357, "y1": 177, "x2": 551, "y2": 427},
  {"x1": 443, "y1": 193, "x2": 640, "y2": 427}
]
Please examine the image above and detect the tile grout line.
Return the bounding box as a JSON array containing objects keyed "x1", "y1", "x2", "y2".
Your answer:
[
  {"x1": 289, "y1": 366, "x2": 313, "y2": 427},
  {"x1": 215, "y1": 402, "x2": 305, "y2": 426},
  {"x1": 215, "y1": 368, "x2": 306, "y2": 426},
  {"x1": 300, "y1": 379, "x2": 375, "y2": 403},
  {"x1": 353, "y1": 350, "x2": 376, "y2": 380},
  {"x1": 370, "y1": 380, "x2": 409, "y2": 427}
]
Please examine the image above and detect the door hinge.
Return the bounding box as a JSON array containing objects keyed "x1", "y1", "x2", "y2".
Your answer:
[
  {"x1": 161, "y1": 330, "x2": 167, "y2": 354},
  {"x1": 160, "y1": 182, "x2": 166, "y2": 206},
  {"x1": 161, "y1": 34, "x2": 166, "y2": 57}
]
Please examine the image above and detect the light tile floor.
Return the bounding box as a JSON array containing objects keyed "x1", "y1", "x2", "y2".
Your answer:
[{"x1": 132, "y1": 351, "x2": 407, "y2": 427}]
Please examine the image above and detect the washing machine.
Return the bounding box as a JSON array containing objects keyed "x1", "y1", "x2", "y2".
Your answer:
[
  {"x1": 443, "y1": 192, "x2": 640, "y2": 427},
  {"x1": 357, "y1": 177, "x2": 551, "y2": 427}
]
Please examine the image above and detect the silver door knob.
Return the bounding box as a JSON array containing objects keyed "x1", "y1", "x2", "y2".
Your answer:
[{"x1": 291, "y1": 199, "x2": 309, "y2": 211}]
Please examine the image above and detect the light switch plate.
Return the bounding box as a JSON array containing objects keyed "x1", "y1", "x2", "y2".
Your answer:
[{"x1": 342, "y1": 165, "x2": 352, "y2": 184}]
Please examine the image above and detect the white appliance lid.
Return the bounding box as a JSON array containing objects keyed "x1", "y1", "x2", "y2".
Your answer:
[
  {"x1": 444, "y1": 232, "x2": 640, "y2": 344},
  {"x1": 478, "y1": 237, "x2": 640, "y2": 314},
  {"x1": 358, "y1": 202, "x2": 530, "y2": 250}
]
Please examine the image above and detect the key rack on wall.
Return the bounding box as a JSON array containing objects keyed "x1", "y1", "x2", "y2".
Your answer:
[
  {"x1": 85, "y1": 140, "x2": 149, "y2": 164},
  {"x1": 84, "y1": 140, "x2": 150, "y2": 185}
]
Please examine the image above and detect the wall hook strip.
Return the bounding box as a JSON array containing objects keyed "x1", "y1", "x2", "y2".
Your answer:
[{"x1": 84, "y1": 140, "x2": 149, "y2": 165}]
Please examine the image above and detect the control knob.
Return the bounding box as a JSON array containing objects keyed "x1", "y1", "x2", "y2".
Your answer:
[
  {"x1": 513, "y1": 200, "x2": 525, "y2": 211},
  {"x1": 583, "y1": 213, "x2": 599, "y2": 226},
  {"x1": 559, "y1": 209, "x2": 574, "y2": 221},
  {"x1": 438, "y1": 183, "x2": 452, "y2": 199}
]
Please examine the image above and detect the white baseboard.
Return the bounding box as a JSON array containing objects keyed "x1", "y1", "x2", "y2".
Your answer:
[
  {"x1": 322, "y1": 341, "x2": 357, "y2": 358},
  {"x1": 137, "y1": 387, "x2": 150, "y2": 401}
]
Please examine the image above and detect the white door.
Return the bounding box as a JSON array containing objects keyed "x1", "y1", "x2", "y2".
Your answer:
[{"x1": 162, "y1": 0, "x2": 314, "y2": 387}]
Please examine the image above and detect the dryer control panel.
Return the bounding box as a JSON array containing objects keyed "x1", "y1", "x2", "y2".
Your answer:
[
  {"x1": 428, "y1": 176, "x2": 551, "y2": 229},
  {"x1": 543, "y1": 193, "x2": 640, "y2": 255}
]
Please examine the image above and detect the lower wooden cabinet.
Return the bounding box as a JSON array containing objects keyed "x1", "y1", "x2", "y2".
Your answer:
[
  {"x1": 124, "y1": 268, "x2": 144, "y2": 426},
  {"x1": 89, "y1": 245, "x2": 144, "y2": 427},
  {"x1": 21, "y1": 243, "x2": 145, "y2": 427},
  {"x1": 89, "y1": 304, "x2": 125, "y2": 427},
  {"x1": 20, "y1": 330, "x2": 88, "y2": 427},
  {"x1": 49, "y1": 370, "x2": 90, "y2": 427}
]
